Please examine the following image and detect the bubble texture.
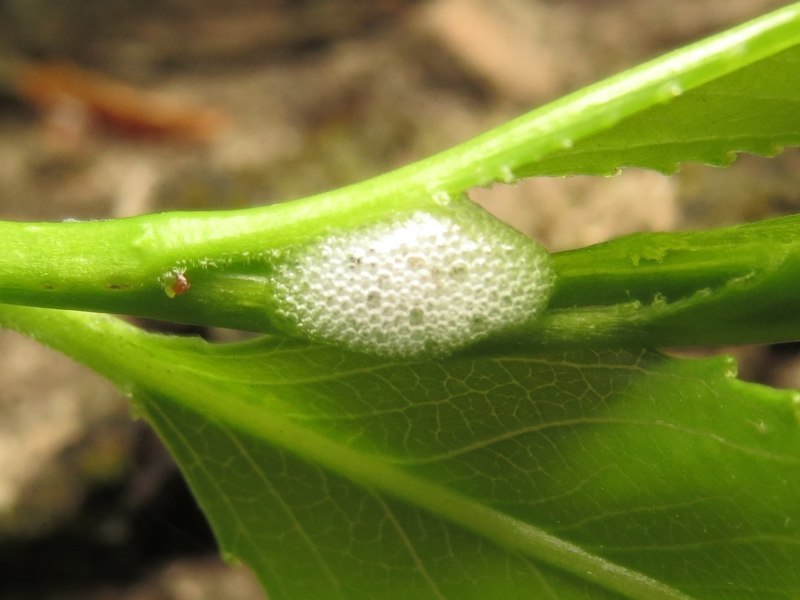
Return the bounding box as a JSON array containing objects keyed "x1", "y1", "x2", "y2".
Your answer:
[{"x1": 271, "y1": 210, "x2": 553, "y2": 357}]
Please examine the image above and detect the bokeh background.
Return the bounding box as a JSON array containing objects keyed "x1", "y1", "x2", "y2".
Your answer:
[{"x1": 0, "y1": 1, "x2": 798, "y2": 598}]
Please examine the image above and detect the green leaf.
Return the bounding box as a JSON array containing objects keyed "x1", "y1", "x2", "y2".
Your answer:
[
  {"x1": 514, "y1": 43, "x2": 800, "y2": 176},
  {"x1": 405, "y1": 2, "x2": 800, "y2": 188},
  {"x1": 4, "y1": 305, "x2": 799, "y2": 599}
]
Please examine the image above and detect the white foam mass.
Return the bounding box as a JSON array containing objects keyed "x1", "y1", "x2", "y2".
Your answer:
[{"x1": 270, "y1": 209, "x2": 553, "y2": 357}]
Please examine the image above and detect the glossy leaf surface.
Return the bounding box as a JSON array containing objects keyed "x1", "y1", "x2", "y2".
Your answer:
[{"x1": 2, "y1": 307, "x2": 798, "y2": 599}]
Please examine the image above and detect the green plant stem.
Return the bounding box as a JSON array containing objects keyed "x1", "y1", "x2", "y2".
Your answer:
[
  {"x1": 0, "y1": 3, "x2": 799, "y2": 346},
  {"x1": 0, "y1": 196, "x2": 442, "y2": 330},
  {"x1": 531, "y1": 214, "x2": 800, "y2": 348},
  {"x1": 4, "y1": 211, "x2": 800, "y2": 349}
]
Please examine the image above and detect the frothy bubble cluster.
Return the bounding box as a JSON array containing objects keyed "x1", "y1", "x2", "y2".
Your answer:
[{"x1": 271, "y1": 210, "x2": 553, "y2": 358}]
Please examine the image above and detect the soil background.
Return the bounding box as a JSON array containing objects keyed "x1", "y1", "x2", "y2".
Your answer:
[{"x1": 0, "y1": 1, "x2": 798, "y2": 598}]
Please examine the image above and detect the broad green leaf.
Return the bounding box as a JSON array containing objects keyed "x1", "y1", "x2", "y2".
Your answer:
[
  {"x1": 3, "y1": 305, "x2": 799, "y2": 599},
  {"x1": 513, "y1": 43, "x2": 800, "y2": 176},
  {"x1": 401, "y1": 2, "x2": 800, "y2": 189}
]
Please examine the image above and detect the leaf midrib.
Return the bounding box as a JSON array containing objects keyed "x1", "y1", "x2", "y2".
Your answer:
[{"x1": 132, "y1": 347, "x2": 692, "y2": 600}]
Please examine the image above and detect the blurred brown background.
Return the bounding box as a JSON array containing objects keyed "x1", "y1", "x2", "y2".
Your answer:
[{"x1": 0, "y1": 1, "x2": 797, "y2": 598}]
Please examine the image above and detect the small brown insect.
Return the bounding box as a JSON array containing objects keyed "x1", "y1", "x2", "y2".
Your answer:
[{"x1": 164, "y1": 269, "x2": 190, "y2": 298}]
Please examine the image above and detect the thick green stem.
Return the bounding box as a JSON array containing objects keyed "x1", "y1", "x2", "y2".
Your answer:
[
  {"x1": 1, "y1": 2, "x2": 799, "y2": 347},
  {"x1": 531, "y1": 214, "x2": 800, "y2": 348},
  {"x1": 0, "y1": 193, "x2": 447, "y2": 329},
  {"x1": 4, "y1": 212, "x2": 800, "y2": 349}
]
